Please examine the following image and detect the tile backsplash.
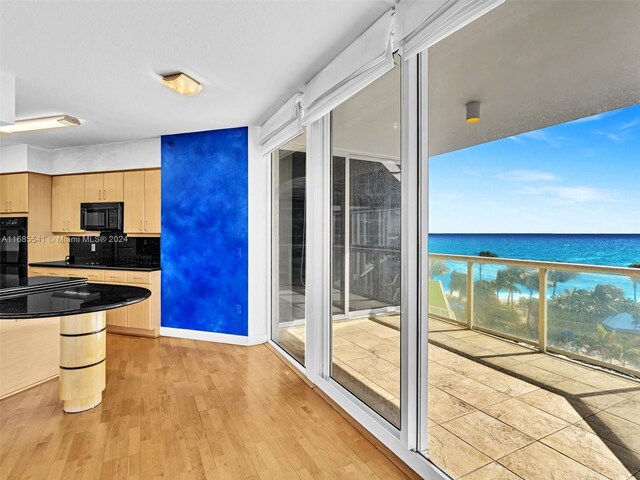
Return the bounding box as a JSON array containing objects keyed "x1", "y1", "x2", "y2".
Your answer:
[{"x1": 68, "y1": 236, "x2": 160, "y2": 264}]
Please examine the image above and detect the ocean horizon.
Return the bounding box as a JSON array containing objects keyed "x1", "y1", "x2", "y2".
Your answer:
[{"x1": 428, "y1": 233, "x2": 640, "y2": 299}]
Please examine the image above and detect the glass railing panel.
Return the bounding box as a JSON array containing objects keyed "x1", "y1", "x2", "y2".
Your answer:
[
  {"x1": 547, "y1": 270, "x2": 640, "y2": 374},
  {"x1": 473, "y1": 263, "x2": 539, "y2": 343},
  {"x1": 428, "y1": 258, "x2": 467, "y2": 323}
]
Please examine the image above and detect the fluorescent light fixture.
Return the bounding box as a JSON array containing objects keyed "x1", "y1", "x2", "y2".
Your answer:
[
  {"x1": 162, "y1": 72, "x2": 202, "y2": 96},
  {"x1": 0, "y1": 115, "x2": 80, "y2": 134},
  {"x1": 466, "y1": 101, "x2": 480, "y2": 123}
]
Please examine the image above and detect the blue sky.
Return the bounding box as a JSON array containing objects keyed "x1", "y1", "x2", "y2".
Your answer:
[{"x1": 429, "y1": 104, "x2": 640, "y2": 233}]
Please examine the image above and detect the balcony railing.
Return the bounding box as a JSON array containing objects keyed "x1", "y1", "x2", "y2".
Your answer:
[{"x1": 429, "y1": 253, "x2": 640, "y2": 378}]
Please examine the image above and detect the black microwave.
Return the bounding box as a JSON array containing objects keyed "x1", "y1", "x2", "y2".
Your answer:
[{"x1": 80, "y1": 202, "x2": 124, "y2": 231}]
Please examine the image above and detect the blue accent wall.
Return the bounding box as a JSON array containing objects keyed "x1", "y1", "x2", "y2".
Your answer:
[{"x1": 161, "y1": 127, "x2": 248, "y2": 336}]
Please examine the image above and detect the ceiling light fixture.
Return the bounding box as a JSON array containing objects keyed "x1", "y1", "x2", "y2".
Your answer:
[
  {"x1": 161, "y1": 72, "x2": 202, "y2": 96},
  {"x1": 466, "y1": 101, "x2": 480, "y2": 123},
  {"x1": 0, "y1": 115, "x2": 80, "y2": 134}
]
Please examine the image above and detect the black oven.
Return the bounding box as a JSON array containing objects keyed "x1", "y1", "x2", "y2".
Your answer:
[
  {"x1": 81, "y1": 202, "x2": 124, "y2": 231},
  {"x1": 0, "y1": 217, "x2": 28, "y2": 279}
]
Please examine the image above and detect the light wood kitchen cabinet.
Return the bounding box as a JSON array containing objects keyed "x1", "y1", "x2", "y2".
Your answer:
[
  {"x1": 52, "y1": 175, "x2": 85, "y2": 233},
  {"x1": 124, "y1": 169, "x2": 160, "y2": 234},
  {"x1": 0, "y1": 173, "x2": 29, "y2": 213},
  {"x1": 32, "y1": 267, "x2": 160, "y2": 337},
  {"x1": 84, "y1": 172, "x2": 123, "y2": 202}
]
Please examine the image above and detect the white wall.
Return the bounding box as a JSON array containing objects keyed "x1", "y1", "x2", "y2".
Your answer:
[
  {"x1": 50, "y1": 138, "x2": 160, "y2": 174},
  {"x1": 0, "y1": 144, "x2": 28, "y2": 172},
  {"x1": 247, "y1": 126, "x2": 269, "y2": 343},
  {"x1": 27, "y1": 146, "x2": 53, "y2": 173}
]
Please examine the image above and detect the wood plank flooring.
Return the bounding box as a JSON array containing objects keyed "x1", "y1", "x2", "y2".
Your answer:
[{"x1": 0, "y1": 334, "x2": 409, "y2": 480}]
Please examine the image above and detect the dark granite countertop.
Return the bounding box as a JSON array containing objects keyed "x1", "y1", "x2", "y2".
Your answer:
[
  {"x1": 0, "y1": 275, "x2": 87, "y2": 297},
  {"x1": 29, "y1": 260, "x2": 161, "y2": 272},
  {"x1": 0, "y1": 282, "x2": 151, "y2": 319}
]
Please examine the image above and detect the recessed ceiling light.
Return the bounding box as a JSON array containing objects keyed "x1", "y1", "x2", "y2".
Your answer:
[
  {"x1": 0, "y1": 115, "x2": 80, "y2": 134},
  {"x1": 162, "y1": 72, "x2": 202, "y2": 96}
]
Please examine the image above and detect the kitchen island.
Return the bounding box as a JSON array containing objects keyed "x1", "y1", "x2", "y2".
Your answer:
[{"x1": 0, "y1": 276, "x2": 150, "y2": 412}]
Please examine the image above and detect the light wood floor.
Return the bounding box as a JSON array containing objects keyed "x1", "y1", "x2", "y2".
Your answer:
[{"x1": 0, "y1": 334, "x2": 409, "y2": 480}]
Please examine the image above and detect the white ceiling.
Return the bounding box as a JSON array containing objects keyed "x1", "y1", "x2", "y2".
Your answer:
[
  {"x1": 428, "y1": 0, "x2": 640, "y2": 156},
  {"x1": 0, "y1": 0, "x2": 395, "y2": 149}
]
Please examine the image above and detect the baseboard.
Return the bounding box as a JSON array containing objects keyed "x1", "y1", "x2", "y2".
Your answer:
[{"x1": 159, "y1": 327, "x2": 267, "y2": 346}]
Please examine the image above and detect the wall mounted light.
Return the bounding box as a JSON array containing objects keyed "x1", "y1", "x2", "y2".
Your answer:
[
  {"x1": 162, "y1": 72, "x2": 202, "y2": 96},
  {"x1": 466, "y1": 101, "x2": 480, "y2": 123},
  {"x1": 0, "y1": 115, "x2": 80, "y2": 134}
]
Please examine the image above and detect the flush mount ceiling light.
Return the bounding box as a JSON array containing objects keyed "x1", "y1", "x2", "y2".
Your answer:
[
  {"x1": 0, "y1": 115, "x2": 80, "y2": 134},
  {"x1": 466, "y1": 101, "x2": 480, "y2": 123},
  {"x1": 161, "y1": 72, "x2": 202, "y2": 96}
]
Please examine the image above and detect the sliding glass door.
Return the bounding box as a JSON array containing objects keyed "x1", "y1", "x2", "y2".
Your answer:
[
  {"x1": 330, "y1": 57, "x2": 402, "y2": 427},
  {"x1": 271, "y1": 132, "x2": 307, "y2": 365}
]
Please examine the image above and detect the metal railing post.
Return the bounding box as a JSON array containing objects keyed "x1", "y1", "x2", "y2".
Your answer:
[
  {"x1": 466, "y1": 261, "x2": 474, "y2": 330},
  {"x1": 538, "y1": 268, "x2": 548, "y2": 352}
]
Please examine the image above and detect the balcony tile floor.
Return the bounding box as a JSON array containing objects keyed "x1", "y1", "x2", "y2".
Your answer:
[{"x1": 278, "y1": 316, "x2": 640, "y2": 479}]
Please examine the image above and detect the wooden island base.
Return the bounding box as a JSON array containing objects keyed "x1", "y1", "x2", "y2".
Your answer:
[{"x1": 59, "y1": 311, "x2": 107, "y2": 413}]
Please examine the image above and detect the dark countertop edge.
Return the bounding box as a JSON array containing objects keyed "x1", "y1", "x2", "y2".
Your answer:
[
  {"x1": 0, "y1": 289, "x2": 151, "y2": 320},
  {"x1": 29, "y1": 261, "x2": 161, "y2": 272}
]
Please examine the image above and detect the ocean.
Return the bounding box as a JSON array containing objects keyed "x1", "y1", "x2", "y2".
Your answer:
[{"x1": 428, "y1": 234, "x2": 640, "y2": 299}]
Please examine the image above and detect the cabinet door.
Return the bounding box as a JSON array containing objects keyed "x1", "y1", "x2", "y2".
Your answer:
[
  {"x1": 143, "y1": 170, "x2": 161, "y2": 233},
  {"x1": 0, "y1": 175, "x2": 7, "y2": 212},
  {"x1": 84, "y1": 174, "x2": 103, "y2": 202},
  {"x1": 103, "y1": 172, "x2": 124, "y2": 202},
  {"x1": 2, "y1": 174, "x2": 29, "y2": 213},
  {"x1": 51, "y1": 176, "x2": 67, "y2": 232},
  {"x1": 124, "y1": 171, "x2": 145, "y2": 233},
  {"x1": 127, "y1": 284, "x2": 151, "y2": 329},
  {"x1": 66, "y1": 175, "x2": 85, "y2": 233},
  {"x1": 107, "y1": 307, "x2": 128, "y2": 327}
]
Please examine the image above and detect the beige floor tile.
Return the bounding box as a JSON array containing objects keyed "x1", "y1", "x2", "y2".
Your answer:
[
  {"x1": 460, "y1": 462, "x2": 522, "y2": 480},
  {"x1": 603, "y1": 398, "x2": 640, "y2": 426},
  {"x1": 542, "y1": 425, "x2": 640, "y2": 480},
  {"x1": 427, "y1": 425, "x2": 491, "y2": 478},
  {"x1": 446, "y1": 339, "x2": 489, "y2": 355},
  {"x1": 339, "y1": 330, "x2": 389, "y2": 351},
  {"x1": 575, "y1": 412, "x2": 640, "y2": 454},
  {"x1": 428, "y1": 344, "x2": 460, "y2": 362},
  {"x1": 461, "y1": 335, "x2": 510, "y2": 350},
  {"x1": 428, "y1": 363, "x2": 467, "y2": 387},
  {"x1": 428, "y1": 387, "x2": 477, "y2": 424},
  {"x1": 518, "y1": 388, "x2": 596, "y2": 423},
  {"x1": 440, "y1": 378, "x2": 511, "y2": 409},
  {"x1": 483, "y1": 398, "x2": 569, "y2": 439},
  {"x1": 332, "y1": 344, "x2": 374, "y2": 362},
  {"x1": 510, "y1": 363, "x2": 567, "y2": 386},
  {"x1": 345, "y1": 355, "x2": 397, "y2": 378},
  {"x1": 574, "y1": 371, "x2": 640, "y2": 399},
  {"x1": 499, "y1": 442, "x2": 608, "y2": 480},
  {"x1": 332, "y1": 358, "x2": 365, "y2": 380},
  {"x1": 442, "y1": 411, "x2": 534, "y2": 459},
  {"x1": 479, "y1": 353, "x2": 529, "y2": 369},
  {"x1": 489, "y1": 343, "x2": 537, "y2": 355},
  {"x1": 358, "y1": 322, "x2": 399, "y2": 339},
  {"x1": 553, "y1": 379, "x2": 626, "y2": 410},
  {"x1": 472, "y1": 370, "x2": 539, "y2": 397},
  {"x1": 437, "y1": 356, "x2": 498, "y2": 378},
  {"x1": 528, "y1": 356, "x2": 593, "y2": 378},
  {"x1": 445, "y1": 329, "x2": 480, "y2": 339},
  {"x1": 367, "y1": 370, "x2": 400, "y2": 398}
]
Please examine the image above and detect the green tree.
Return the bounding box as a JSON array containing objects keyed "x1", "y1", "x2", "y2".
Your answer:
[
  {"x1": 495, "y1": 267, "x2": 524, "y2": 306},
  {"x1": 548, "y1": 270, "x2": 578, "y2": 298},
  {"x1": 429, "y1": 260, "x2": 450, "y2": 279},
  {"x1": 449, "y1": 270, "x2": 467, "y2": 298},
  {"x1": 629, "y1": 263, "x2": 640, "y2": 302},
  {"x1": 477, "y1": 251, "x2": 498, "y2": 281},
  {"x1": 520, "y1": 271, "x2": 539, "y2": 330}
]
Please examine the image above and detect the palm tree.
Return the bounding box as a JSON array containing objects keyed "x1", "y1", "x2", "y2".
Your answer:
[
  {"x1": 478, "y1": 251, "x2": 498, "y2": 281},
  {"x1": 449, "y1": 270, "x2": 467, "y2": 298},
  {"x1": 495, "y1": 267, "x2": 523, "y2": 306},
  {"x1": 628, "y1": 263, "x2": 640, "y2": 302},
  {"x1": 429, "y1": 260, "x2": 450, "y2": 279},
  {"x1": 548, "y1": 269, "x2": 578, "y2": 298},
  {"x1": 520, "y1": 271, "x2": 539, "y2": 329}
]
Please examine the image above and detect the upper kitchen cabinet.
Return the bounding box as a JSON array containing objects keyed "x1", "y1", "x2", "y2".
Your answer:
[
  {"x1": 84, "y1": 172, "x2": 123, "y2": 202},
  {"x1": 0, "y1": 173, "x2": 29, "y2": 213},
  {"x1": 52, "y1": 175, "x2": 85, "y2": 233},
  {"x1": 124, "y1": 169, "x2": 161, "y2": 234}
]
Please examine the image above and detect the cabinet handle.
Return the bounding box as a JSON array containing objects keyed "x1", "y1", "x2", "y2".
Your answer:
[
  {"x1": 98, "y1": 189, "x2": 102, "y2": 200},
  {"x1": 144, "y1": 220, "x2": 148, "y2": 231},
  {"x1": 103, "y1": 189, "x2": 107, "y2": 199}
]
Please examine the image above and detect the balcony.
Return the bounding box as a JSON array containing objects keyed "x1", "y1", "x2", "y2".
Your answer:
[{"x1": 278, "y1": 255, "x2": 640, "y2": 478}]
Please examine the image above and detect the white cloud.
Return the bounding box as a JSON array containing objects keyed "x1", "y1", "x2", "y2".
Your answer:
[
  {"x1": 513, "y1": 185, "x2": 616, "y2": 203},
  {"x1": 568, "y1": 111, "x2": 616, "y2": 124},
  {"x1": 592, "y1": 130, "x2": 622, "y2": 142},
  {"x1": 499, "y1": 169, "x2": 559, "y2": 182}
]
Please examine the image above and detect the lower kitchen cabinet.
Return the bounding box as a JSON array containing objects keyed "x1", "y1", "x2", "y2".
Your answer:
[{"x1": 30, "y1": 267, "x2": 161, "y2": 337}]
